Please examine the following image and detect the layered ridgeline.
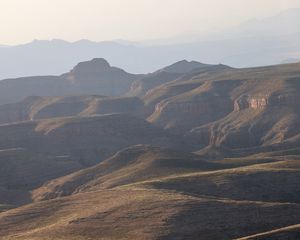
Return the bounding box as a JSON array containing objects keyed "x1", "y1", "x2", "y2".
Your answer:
[
  {"x1": 127, "y1": 60, "x2": 214, "y2": 97},
  {"x1": 0, "y1": 58, "x2": 142, "y2": 104},
  {"x1": 0, "y1": 95, "x2": 144, "y2": 124},
  {"x1": 0, "y1": 58, "x2": 300, "y2": 239},
  {"x1": 144, "y1": 62, "x2": 300, "y2": 153}
]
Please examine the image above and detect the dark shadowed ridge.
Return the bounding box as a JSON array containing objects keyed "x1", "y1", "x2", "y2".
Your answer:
[{"x1": 0, "y1": 58, "x2": 142, "y2": 105}]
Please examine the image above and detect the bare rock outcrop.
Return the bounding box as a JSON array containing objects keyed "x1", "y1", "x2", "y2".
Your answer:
[{"x1": 234, "y1": 95, "x2": 269, "y2": 111}]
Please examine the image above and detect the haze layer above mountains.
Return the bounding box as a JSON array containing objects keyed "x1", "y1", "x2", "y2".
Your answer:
[{"x1": 1, "y1": 7, "x2": 300, "y2": 79}]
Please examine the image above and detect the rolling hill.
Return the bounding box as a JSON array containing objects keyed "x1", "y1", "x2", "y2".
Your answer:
[
  {"x1": 1, "y1": 150, "x2": 300, "y2": 239},
  {"x1": 0, "y1": 113, "x2": 188, "y2": 209}
]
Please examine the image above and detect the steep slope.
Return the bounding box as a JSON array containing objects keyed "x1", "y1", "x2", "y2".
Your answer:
[
  {"x1": 61, "y1": 58, "x2": 142, "y2": 96},
  {"x1": 0, "y1": 95, "x2": 144, "y2": 124},
  {"x1": 190, "y1": 65, "x2": 300, "y2": 150},
  {"x1": 127, "y1": 60, "x2": 212, "y2": 97},
  {"x1": 143, "y1": 64, "x2": 232, "y2": 116},
  {"x1": 146, "y1": 62, "x2": 300, "y2": 151},
  {"x1": 0, "y1": 58, "x2": 141, "y2": 105}
]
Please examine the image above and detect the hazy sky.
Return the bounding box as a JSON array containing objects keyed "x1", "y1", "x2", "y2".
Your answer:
[{"x1": 1, "y1": 0, "x2": 300, "y2": 45}]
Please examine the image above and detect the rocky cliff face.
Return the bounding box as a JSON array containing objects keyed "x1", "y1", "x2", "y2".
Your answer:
[
  {"x1": 141, "y1": 62, "x2": 300, "y2": 151},
  {"x1": 148, "y1": 80, "x2": 239, "y2": 133},
  {"x1": 149, "y1": 96, "x2": 233, "y2": 132},
  {"x1": 190, "y1": 75, "x2": 300, "y2": 150},
  {"x1": 233, "y1": 92, "x2": 300, "y2": 111},
  {"x1": 234, "y1": 95, "x2": 269, "y2": 111}
]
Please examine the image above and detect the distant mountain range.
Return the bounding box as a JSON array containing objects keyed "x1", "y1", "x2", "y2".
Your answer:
[
  {"x1": 2, "y1": 6, "x2": 300, "y2": 240},
  {"x1": 0, "y1": 8, "x2": 300, "y2": 79}
]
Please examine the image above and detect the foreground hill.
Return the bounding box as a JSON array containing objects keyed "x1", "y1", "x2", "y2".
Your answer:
[
  {"x1": 0, "y1": 115, "x2": 187, "y2": 208},
  {"x1": 32, "y1": 145, "x2": 219, "y2": 201},
  {"x1": 2, "y1": 188, "x2": 300, "y2": 240},
  {"x1": 1, "y1": 152, "x2": 300, "y2": 239},
  {"x1": 142, "y1": 159, "x2": 300, "y2": 203}
]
